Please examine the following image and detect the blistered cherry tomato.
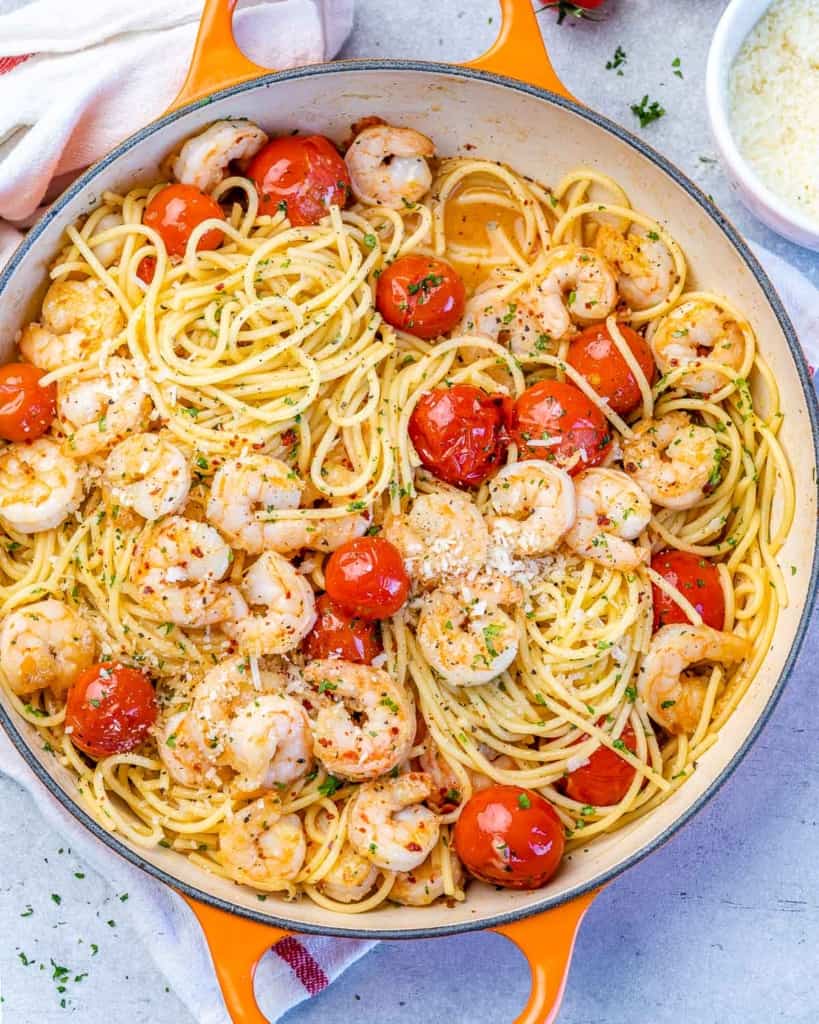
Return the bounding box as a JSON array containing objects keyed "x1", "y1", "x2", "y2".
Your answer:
[
  {"x1": 563, "y1": 720, "x2": 638, "y2": 807},
  {"x1": 324, "y1": 537, "x2": 410, "y2": 620},
  {"x1": 0, "y1": 363, "x2": 57, "y2": 442},
  {"x1": 454, "y1": 784, "x2": 565, "y2": 889},
  {"x1": 511, "y1": 379, "x2": 612, "y2": 473},
  {"x1": 376, "y1": 255, "x2": 465, "y2": 339},
  {"x1": 143, "y1": 184, "x2": 224, "y2": 258},
  {"x1": 408, "y1": 384, "x2": 512, "y2": 488},
  {"x1": 136, "y1": 256, "x2": 156, "y2": 284},
  {"x1": 247, "y1": 135, "x2": 350, "y2": 226},
  {"x1": 567, "y1": 322, "x2": 655, "y2": 415},
  {"x1": 651, "y1": 549, "x2": 725, "y2": 631},
  {"x1": 65, "y1": 662, "x2": 157, "y2": 759},
  {"x1": 303, "y1": 594, "x2": 382, "y2": 663}
]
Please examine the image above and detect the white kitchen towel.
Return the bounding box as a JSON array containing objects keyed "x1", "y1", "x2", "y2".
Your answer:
[{"x1": 0, "y1": 0, "x2": 354, "y2": 264}]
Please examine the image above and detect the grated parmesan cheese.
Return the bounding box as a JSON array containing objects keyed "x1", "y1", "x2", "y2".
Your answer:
[{"x1": 729, "y1": 0, "x2": 819, "y2": 221}]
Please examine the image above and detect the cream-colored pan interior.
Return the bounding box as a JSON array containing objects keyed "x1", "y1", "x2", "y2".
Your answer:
[{"x1": 0, "y1": 65, "x2": 815, "y2": 936}]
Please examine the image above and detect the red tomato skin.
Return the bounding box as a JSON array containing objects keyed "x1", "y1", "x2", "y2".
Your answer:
[
  {"x1": 409, "y1": 385, "x2": 512, "y2": 488},
  {"x1": 324, "y1": 537, "x2": 410, "y2": 620},
  {"x1": 376, "y1": 255, "x2": 466, "y2": 339},
  {"x1": 454, "y1": 785, "x2": 565, "y2": 890},
  {"x1": 143, "y1": 184, "x2": 224, "y2": 258},
  {"x1": 247, "y1": 135, "x2": 350, "y2": 226},
  {"x1": 651, "y1": 550, "x2": 726, "y2": 631},
  {"x1": 65, "y1": 662, "x2": 157, "y2": 759},
  {"x1": 563, "y1": 721, "x2": 638, "y2": 807},
  {"x1": 136, "y1": 256, "x2": 156, "y2": 284},
  {"x1": 0, "y1": 363, "x2": 57, "y2": 442},
  {"x1": 511, "y1": 379, "x2": 612, "y2": 474},
  {"x1": 567, "y1": 322, "x2": 655, "y2": 416},
  {"x1": 303, "y1": 594, "x2": 382, "y2": 663}
]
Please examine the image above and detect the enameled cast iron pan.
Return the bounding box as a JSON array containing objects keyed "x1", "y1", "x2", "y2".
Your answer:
[{"x1": 1, "y1": 2, "x2": 817, "y2": 1021}]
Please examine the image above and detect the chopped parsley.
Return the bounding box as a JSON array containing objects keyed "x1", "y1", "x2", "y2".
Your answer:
[
  {"x1": 318, "y1": 775, "x2": 342, "y2": 797},
  {"x1": 517, "y1": 793, "x2": 531, "y2": 809},
  {"x1": 606, "y1": 45, "x2": 627, "y2": 73},
  {"x1": 631, "y1": 95, "x2": 666, "y2": 128}
]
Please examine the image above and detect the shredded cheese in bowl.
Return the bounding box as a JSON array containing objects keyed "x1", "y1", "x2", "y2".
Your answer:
[{"x1": 729, "y1": 0, "x2": 819, "y2": 223}]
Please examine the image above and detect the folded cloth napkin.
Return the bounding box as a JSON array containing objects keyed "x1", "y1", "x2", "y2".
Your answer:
[{"x1": 0, "y1": 0, "x2": 354, "y2": 263}]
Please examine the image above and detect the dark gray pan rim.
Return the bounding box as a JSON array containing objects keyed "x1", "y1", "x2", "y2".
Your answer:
[{"x1": 0, "y1": 59, "x2": 817, "y2": 942}]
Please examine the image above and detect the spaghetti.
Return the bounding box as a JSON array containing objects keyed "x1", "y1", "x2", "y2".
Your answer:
[{"x1": 0, "y1": 119, "x2": 794, "y2": 912}]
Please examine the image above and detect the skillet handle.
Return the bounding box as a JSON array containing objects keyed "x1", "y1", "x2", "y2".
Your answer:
[
  {"x1": 184, "y1": 887, "x2": 598, "y2": 1023},
  {"x1": 169, "y1": 0, "x2": 574, "y2": 115},
  {"x1": 465, "y1": 0, "x2": 574, "y2": 99},
  {"x1": 182, "y1": 894, "x2": 290, "y2": 1024},
  {"x1": 491, "y1": 890, "x2": 598, "y2": 1024},
  {"x1": 167, "y1": 0, "x2": 267, "y2": 113}
]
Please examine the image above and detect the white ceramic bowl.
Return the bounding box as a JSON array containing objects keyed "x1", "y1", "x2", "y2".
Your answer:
[{"x1": 706, "y1": 0, "x2": 819, "y2": 250}]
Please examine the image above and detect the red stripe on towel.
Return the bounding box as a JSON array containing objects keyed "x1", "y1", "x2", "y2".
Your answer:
[
  {"x1": 0, "y1": 54, "x2": 32, "y2": 75},
  {"x1": 273, "y1": 936, "x2": 329, "y2": 996}
]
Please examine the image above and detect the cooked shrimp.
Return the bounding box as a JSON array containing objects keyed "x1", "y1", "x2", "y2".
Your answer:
[
  {"x1": 0, "y1": 598, "x2": 95, "y2": 696},
  {"x1": 463, "y1": 283, "x2": 563, "y2": 359},
  {"x1": 565, "y1": 468, "x2": 651, "y2": 570},
  {"x1": 303, "y1": 659, "x2": 415, "y2": 781},
  {"x1": 348, "y1": 772, "x2": 440, "y2": 872},
  {"x1": 19, "y1": 279, "x2": 125, "y2": 372},
  {"x1": 417, "y1": 588, "x2": 518, "y2": 686},
  {"x1": 206, "y1": 454, "x2": 301, "y2": 553},
  {"x1": 346, "y1": 124, "x2": 434, "y2": 208},
  {"x1": 595, "y1": 224, "x2": 675, "y2": 310},
  {"x1": 487, "y1": 460, "x2": 576, "y2": 557},
  {"x1": 318, "y1": 842, "x2": 379, "y2": 904},
  {"x1": 648, "y1": 299, "x2": 746, "y2": 394},
  {"x1": 207, "y1": 454, "x2": 368, "y2": 555},
  {"x1": 172, "y1": 119, "x2": 269, "y2": 193},
  {"x1": 536, "y1": 248, "x2": 618, "y2": 339},
  {"x1": 638, "y1": 624, "x2": 749, "y2": 734},
  {"x1": 0, "y1": 438, "x2": 83, "y2": 534},
  {"x1": 384, "y1": 491, "x2": 489, "y2": 589},
  {"x1": 225, "y1": 551, "x2": 317, "y2": 656},
  {"x1": 156, "y1": 708, "x2": 219, "y2": 788},
  {"x1": 132, "y1": 515, "x2": 247, "y2": 627},
  {"x1": 219, "y1": 798, "x2": 306, "y2": 884},
  {"x1": 161, "y1": 657, "x2": 312, "y2": 792},
  {"x1": 390, "y1": 847, "x2": 464, "y2": 907},
  {"x1": 90, "y1": 212, "x2": 125, "y2": 269},
  {"x1": 58, "y1": 357, "x2": 152, "y2": 457},
  {"x1": 622, "y1": 412, "x2": 726, "y2": 510},
  {"x1": 103, "y1": 433, "x2": 191, "y2": 520}
]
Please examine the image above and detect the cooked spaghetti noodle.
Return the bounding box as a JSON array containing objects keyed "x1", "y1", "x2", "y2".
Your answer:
[{"x1": 0, "y1": 119, "x2": 794, "y2": 912}]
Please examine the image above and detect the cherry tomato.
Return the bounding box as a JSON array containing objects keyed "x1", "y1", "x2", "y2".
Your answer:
[
  {"x1": 511, "y1": 379, "x2": 612, "y2": 473},
  {"x1": 376, "y1": 255, "x2": 466, "y2": 339},
  {"x1": 454, "y1": 784, "x2": 565, "y2": 889},
  {"x1": 65, "y1": 662, "x2": 157, "y2": 759},
  {"x1": 247, "y1": 135, "x2": 350, "y2": 226},
  {"x1": 408, "y1": 384, "x2": 512, "y2": 488},
  {"x1": 0, "y1": 363, "x2": 57, "y2": 442},
  {"x1": 324, "y1": 537, "x2": 410, "y2": 620},
  {"x1": 651, "y1": 550, "x2": 725, "y2": 631},
  {"x1": 567, "y1": 322, "x2": 655, "y2": 415},
  {"x1": 563, "y1": 720, "x2": 638, "y2": 807},
  {"x1": 136, "y1": 256, "x2": 156, "y2": 284},
  {"x1": 143, "y1": 184, "x2": 224, "y2": 258},
  {"x1": 303, "y1": 594, "x2": 382, "y2": 663}
]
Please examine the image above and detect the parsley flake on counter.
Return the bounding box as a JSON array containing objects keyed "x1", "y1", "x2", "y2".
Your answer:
[
  {"x1": 606, "y1": 45, "x2": 627, "y2": 73},
  {"x1": 631, "y1": 95, "x2": 666, "y2": 128},
  {"x1": 672, "y1": 57, "x2": 683, "y2": 79}
]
